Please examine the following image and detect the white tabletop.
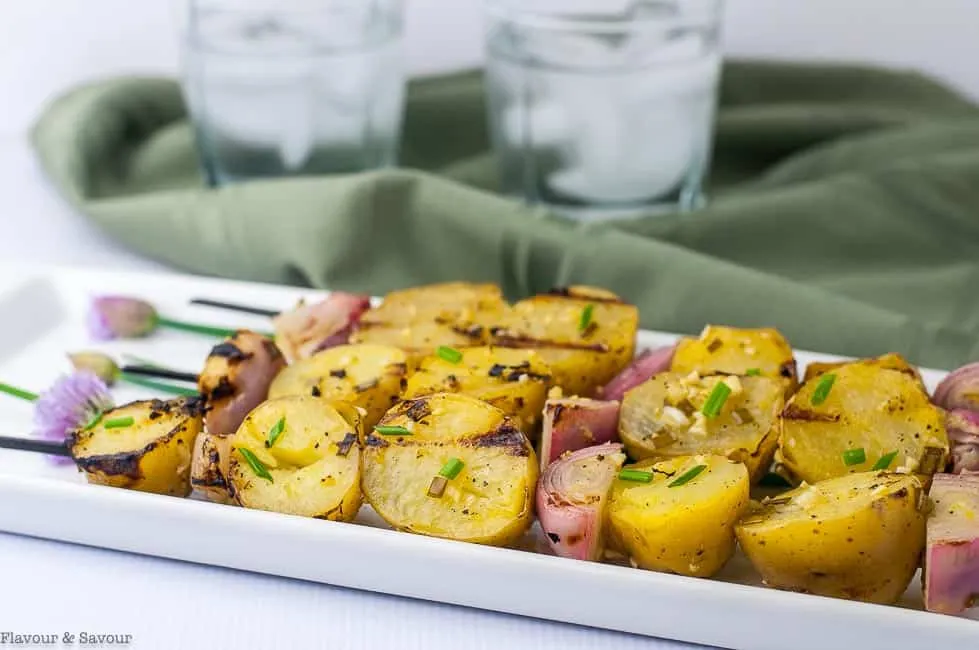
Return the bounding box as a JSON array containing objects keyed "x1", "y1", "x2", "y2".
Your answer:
[{"x1": 2, "y1": 1, "x2": 977, "y2": 648}]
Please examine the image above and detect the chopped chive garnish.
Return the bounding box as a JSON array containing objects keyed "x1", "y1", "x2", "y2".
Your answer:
[
  {"x1": 428, "y1": 475, "x2": 448, "y2": 498},
  {"x1": 701, "y1": 382, "x2": 732, "y2": 419},
  {"x1": 811, "y1": 373, "x2": 836, "y2": 405},
  {"x1": 578, "y1": 304, "x2": 595, "y2": 332},
  {"x1": 82, "y1": 411, "x2": 104, "y2": 431},
  {"x1": 439, "y1": 457, "x2": 464, "y2": 480},
  {"x1": 872, "y1": 450, "x2": 899, "y2": 471},
  {"x1": 669, "y1": 464, "x2": 707, "y2": 488},
  {"x1": 842, "y1": 448, "x2": 866, "y2": 466},
  {"x1": 266, "y1": 417, "x2": 285, "y2": 448},
  {"x1": 437, "y1": 346, "x2": 463, "y2": 364},
  {"x1": 618, "y1": 469, "x2": 653, "y2": 483},
  {"x1": 103, "y1": 416, "x2": 134, "y2": 429},
  {"x1": 374, "y1": 425, "x2": 411, "y2": 436},
  {"x1": 745, "y1": 368, "x2": 761, "y2": 377},
  {"x1": 238, "y1": 448, "x2": 273, "y2": 483}
]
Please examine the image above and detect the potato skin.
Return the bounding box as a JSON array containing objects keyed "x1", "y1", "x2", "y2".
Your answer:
[
  {"x1": 361, "y1": 393, "x2": 537, "y2": 546},
  {"x1": 402, "y1": 346, "x2": 551, "y2": 435},
  {"x1": 268, "y1": 343, "x2": 407, "y2": 430},
  {"x1": 69, "y1": 398, "x2": 204, "y2": 497},
  {"x1": 607, "y1": 455, "x2": 749, "y2": 577},
  {"x1": 618, "y1": 373, "x2": 784, "y2": 483},
  {"x1": 736, "y1": 472, "x2": 927, "y2": 604},
  {"x1": 777, "y1": 364, "x2": 949, "y2": 485},
  {"x1": 671, "y1": 326, "x2": 798, "y2": 393},
  {"x1": 489, "y1": 287, "x2": 638, "y2": 397},
  {"x1": 228, "y1": 396, "x2": 362, "y2": 520},
  {"x1": 802, "y1": 352, "x2": 923, "y2": 388}
]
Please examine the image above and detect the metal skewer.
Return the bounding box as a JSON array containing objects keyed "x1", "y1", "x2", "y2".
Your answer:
[
  {"x1": 121, "y1": 365, "x2": 199, "y2": 384},
  {"x1": 189, "y1": 298, "x2": 280, "y2": 318},
  {"x1": 0, "y1": 435, "x2": 71, "y2": 457}
]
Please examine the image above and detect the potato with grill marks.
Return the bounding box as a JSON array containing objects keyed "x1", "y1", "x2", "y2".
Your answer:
[
  {"x1": 671, "y1": 326, "x2": 798, "y2": 394},
  {"x1": 361, "y1": 393, "x2": 537, "y2": 546}
]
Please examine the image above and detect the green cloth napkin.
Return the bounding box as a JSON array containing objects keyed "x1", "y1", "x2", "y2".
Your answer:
[{"x1": 30, "y1": 62, "x2": 979, "y2": 370}]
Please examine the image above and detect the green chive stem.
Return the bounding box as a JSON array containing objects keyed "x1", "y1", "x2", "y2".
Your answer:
[
  {"x1": 266, "y1": 417, "x2": 286, "y2": 448},
  {"x1": 439, "y1": 457, "x2": 464, "y2": 480},
  {"x1": 745, "y1": 368, "x2": 761, "y2": 377},
  {"x1": 0, "y1": 382, "x2": 39, "y2": 402},
  {"x1": 701, "y1": 382, "x2": 732, "y2": 419},
  {"x1": 119, "y1": 373, "x2": 199, "y2": 397},
  {"x1": 104, "y1": 416, "x2": 134, "y2": 429},
  {"x1": 238, "y1": 448, "x2": 273, "y2": 483},
  {"x1": 872, "y1": 450, "x2": 899, "y2": 471},
  {"x1": 156, "y1": 316, "x2": 265, "y2": 339},
  {"x1": 669, "y1": 464, "x2": 707, "y2": 488},
  {"x1": 579, "y1": 304, "x2": 595, "y2": 333},
  {"x1": 437, "y1": 346, "x2": 463, "y2": 364},
  {"x1": 83, "y1": 412, "x2": 104, "y2": 431},
  {"x1": 374, "y1": 425, "x2": 411, "y2": 436},
  {"x1": 811, "y1": 373, "x2": 837, "y2": 406},
  {"x1": 618, "y1": 469, "x2": 653, "y2": 483},
  {"x1": 842, "y1": 448, "x2": 866, "y2": 466}
]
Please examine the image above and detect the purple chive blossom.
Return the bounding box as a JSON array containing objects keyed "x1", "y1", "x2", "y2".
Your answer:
[
  {"x1": 33, "y1": 371, "x2": 114, "y2": 464},
  {"x1": 88, "y1": 296, "x2": 158, "y2": 340}
]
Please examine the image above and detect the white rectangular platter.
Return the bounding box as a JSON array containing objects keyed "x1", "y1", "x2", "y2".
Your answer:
[{"x1": 0, "y1": 265, "x2": 974, "y2": 650}]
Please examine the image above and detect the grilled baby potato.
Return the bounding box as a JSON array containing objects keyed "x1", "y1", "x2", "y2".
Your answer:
[
  {"x1": 671, "y1": 326, "x2": 798, "y2": 393},
  {"x1": 402, "y1": 346, "x2": 551, "y2": 435},
  {"x1": 489, "y1": 286, "x2": 638, "y2": 397},
  {"x1": 69, "y1": 397, "x2": 204, "y2": 497},
  {"x1": 268, "y1": 343, "x2": 407, "y2": 430},
  {"x1": 777, "y1": 364, "x2": 949, "y2": 485},
  {"x1": 198, "y1": 330, "x2": 286, "y2": 435},
  {"x1": 618, "y1": 372, "x2": 784, "y2": 482},
  {"x1": 361, "y1": 393, "x2": 537, "y2": 546},
  {"x1": 607, "y1": 455, "x2": 749, "y2": 577},
  {"x1": 350, "y1": 282, "x2": 507, "y2": 364},
  {"x1": 227, "y1": 396, "x2": 362, "y2": 520},
  {"x1": 736, "y1": 472, "x2": 927, "y2": 604},
  {"x1": 802, "y1": 352, "x2": 924, "y2": 389}
]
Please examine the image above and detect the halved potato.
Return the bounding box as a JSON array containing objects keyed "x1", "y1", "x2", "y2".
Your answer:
[
  {"x1": 803, "y1": 352, "x2": 924, "y2": 389},
  {"x1": 607, "y1": 455, "x2": 749, "y2": 577},
  {"x1": 489, "y1": 286, "x2": 638, "y2": 397},
  {"x1": 777, "y1": 364, "x2": 949, "y2": 485},
  {"x1": 227, "y1": 396, "x2": 362, "y2": 520},
  {"x1": 671, "y1": 326, "x2": 798, "y2": 393},
  {"x1": 618, "y1": 372, "x2": 784, "y2": 482},
  {"x1": 361, "y1": 392, "x2": 537, "y2": 546},
  {"x1": 268, "y1": 343, "x2": 407, "y2": 429},
  {"x1": 350, "y1": 282, "x2": 507, "y2": 363},
  {"x1": 69, "y1": 397, "x2": 203, "y2": 497},
  {"x1": 736, "y1": 471, "x2": 927, "y2": 604},
  {"x1": 402, "y1": 346, "x2": 551, "y2": 434}
]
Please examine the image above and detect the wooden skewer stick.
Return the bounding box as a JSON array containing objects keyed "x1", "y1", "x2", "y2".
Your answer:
[
  {"x1": 189, "y1": 298, "x2": 280, "y2": 318},
  {"x1": 0, "y1": 435, "x2": 71, "y2": 457}
]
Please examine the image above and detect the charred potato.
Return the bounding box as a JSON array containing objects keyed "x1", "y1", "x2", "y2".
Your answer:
[
  {"x1": 607, "y1": 455, "x2": 749, "y2": 577},
  {"x1": 198, "y1": 330, "x2": 286, "y2": 435},
  {"x1": 618, "y1": 372, "x2": 784, "y2": 483},
  {"x1": 671, "y1": 326, "x2": 798, "y2": 393},
  {"x1": 490, "y1": 286, "x2": 638, "y2": 397},
  {"x1": 803, "y1": 352, "x2": 924, "y2": 389},
  {"x1": 69, "y1": 397, "x2": 203, "y2": 497},
  {"x1": 350, "y1": 282, "x2": 507, "y2": 363},
  {"x1": 268, "y1": 343, "x2": 407, "y2": 429},
  {"x1": 777, "y1": 364, "x2": 949, "y2": 485},
  {"x1": 736, "y1": 472, "x2": 927, "y2": 604},
  {"x1": 402, "y1": 346, "x2": 551, "y2": 435},
  {"x1": 228, "y1": 396, "x2": 362, "y2": 520},
  {"x1": 361, "y1": 393, "x2": 537, "y2": 546},
  {"x1": 190, "y1": 431, "x2": 233, "y2": 503}
]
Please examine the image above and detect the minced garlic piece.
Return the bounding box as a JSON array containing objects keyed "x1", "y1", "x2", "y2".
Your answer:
[{"x1": 660, "y1": 406, "x2": 690, "y2": 428}]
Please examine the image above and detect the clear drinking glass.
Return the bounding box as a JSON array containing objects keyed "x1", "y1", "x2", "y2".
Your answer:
[
  {"x1": 484, "y1": 0, "x2": 723, "y2": 219},
  {"x1": 180, "y1": 0, "x2": 405, "y2": 186}
]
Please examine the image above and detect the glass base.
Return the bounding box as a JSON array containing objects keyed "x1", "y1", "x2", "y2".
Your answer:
[{"x1": 519, "y1": 191, "x2": 707, "y2": 222}]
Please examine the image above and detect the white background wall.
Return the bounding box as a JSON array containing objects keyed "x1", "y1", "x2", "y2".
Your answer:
[{"x1": 1, "y1": 0, "x2": 977, "y2": 137}]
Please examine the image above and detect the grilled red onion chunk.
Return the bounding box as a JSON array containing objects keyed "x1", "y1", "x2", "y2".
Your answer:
[
  {"x1": 537, "y1": 443, "x2": 626, "y2": 561},
  {"x1": 599, "y1": 345, "x2": 676, "y2": 402},
  {"x1": 945, "y1": 409, "x2": 979, "y2": 475},
  {"x1": 933, "y1": 362, "x2": 979, "y2": 413},
  {"x1": 923, "y1": 473, "x2": 979, "y2": 614},
  {"x1": 539, "y1": 398, "x2": 620, "y2": 470},
  {"x1": 273, "y1": 292, "x2": 371, "y2": 363}
]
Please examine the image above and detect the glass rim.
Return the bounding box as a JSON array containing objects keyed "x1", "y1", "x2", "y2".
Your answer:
[
  {"x1": 483, "y1": 0, "x2": 722, "y2": 32},
  {"x1": 186, "y1": 0, "x2": 403, "y2": 15}
]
